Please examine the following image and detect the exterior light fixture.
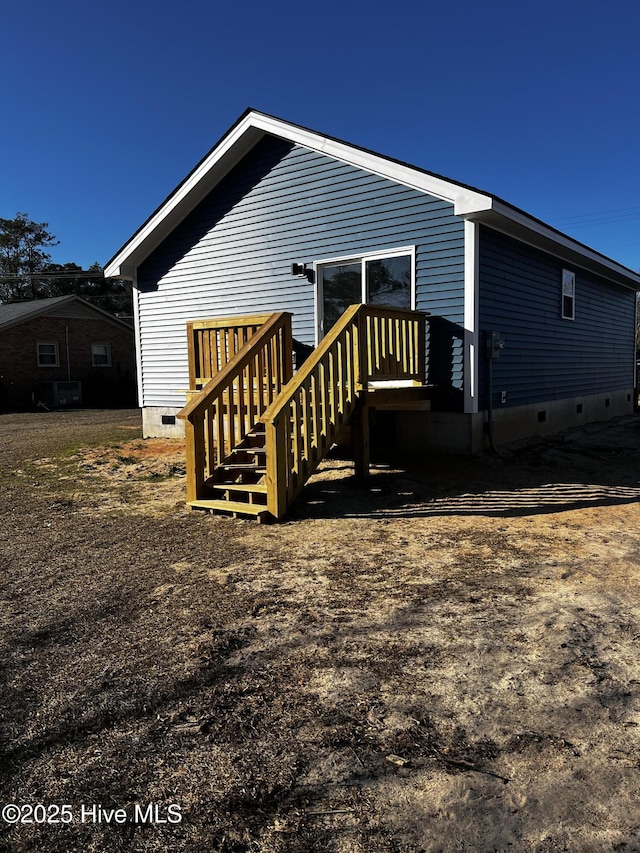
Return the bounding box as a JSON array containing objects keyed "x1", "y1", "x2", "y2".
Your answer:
[{"x1": 291, "y1": 263, "x2": 315, "y2": 283}]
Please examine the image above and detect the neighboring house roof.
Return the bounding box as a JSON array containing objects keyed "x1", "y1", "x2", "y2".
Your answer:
[
  {"x1": 0, "y1": 294, "x2": 133, "y2": 332},
  {"x1": 104, "y1": 108, "x2": 640, "y2": 291}
]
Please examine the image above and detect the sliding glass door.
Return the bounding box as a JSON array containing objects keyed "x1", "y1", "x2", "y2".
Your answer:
[{"x1": 318, "y1": 248, "x2": 414, "y2": 338}]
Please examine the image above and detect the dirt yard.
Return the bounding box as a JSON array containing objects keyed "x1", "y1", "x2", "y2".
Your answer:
[{"x1": 1, "y1": 408, "x2": 640, "y2": 852}]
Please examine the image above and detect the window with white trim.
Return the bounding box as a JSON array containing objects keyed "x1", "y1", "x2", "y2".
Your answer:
[
  {"x1": 91, "y1": 343, "x2": 112, "y2": 367},
  {"x1": 37, "y1": 341, "x2": 59, "y2": 367},
  {"x1": 562, "y1": 269, "x2": 575, "y2": 320},
  {"x1": 316, "y1": 247, "x2": 415, "y2": 337}
]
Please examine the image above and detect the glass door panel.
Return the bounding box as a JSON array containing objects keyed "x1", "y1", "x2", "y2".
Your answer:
[
  {"x1": 321, "y1": 262, "x2": 361, "y2": 334},
  {"x1": 366, "y1": 256, "x2": 411, "y2": 309}
]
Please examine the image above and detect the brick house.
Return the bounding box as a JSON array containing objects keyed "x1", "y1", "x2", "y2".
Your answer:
[{"x1": 0, "y1": 295, "x2": 137, "y2": 412}]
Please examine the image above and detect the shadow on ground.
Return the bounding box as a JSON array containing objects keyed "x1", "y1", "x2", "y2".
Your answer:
[{"x1": 293, "y1": 414, "x2": 640, "y2": 520}]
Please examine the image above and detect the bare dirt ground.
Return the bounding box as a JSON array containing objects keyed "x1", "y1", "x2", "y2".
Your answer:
[{"x1": 1, "y1": 408, "x2": 640, "y2": 852}]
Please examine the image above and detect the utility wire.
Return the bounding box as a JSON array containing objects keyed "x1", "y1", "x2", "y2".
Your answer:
[
  {"x1": 0, "y1": 271, "x2": 125, "y2": 282},
  {"x1": 551, "y1": 205, "x2": 640, "y2": 229}
]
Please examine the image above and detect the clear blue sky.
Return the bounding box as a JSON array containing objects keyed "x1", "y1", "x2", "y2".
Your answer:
[{"x1": 2, "y1": 0, "x2": 639, "y2": 273}]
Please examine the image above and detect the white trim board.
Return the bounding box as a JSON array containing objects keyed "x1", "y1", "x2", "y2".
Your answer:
[
  {"x1": 463, "y1": 221, "x2": 479, "y2": 414},
  {"x1": 104, "y1": 109, "x2": 640, "y2": 293},
  {"x1": 104, "y1": 112, "x2": 491, "y2": 279}
]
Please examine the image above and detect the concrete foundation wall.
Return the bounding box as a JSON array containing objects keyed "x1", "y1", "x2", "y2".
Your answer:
[
  {"x1": 142, "y1": 406, "x2": 185, "y2": 439},
  {"x1": 396, "y1": 388, "x2": 635, "y2": 454},
  {"x1": 395, "y1": 410, "x2": 476, "y2": 454},
  {"x1": 483, "y1": 388, "x2": 634, "y2": 450},
  {"x1": 144, "y1": 388, "x2": 635, "y2": 449}
]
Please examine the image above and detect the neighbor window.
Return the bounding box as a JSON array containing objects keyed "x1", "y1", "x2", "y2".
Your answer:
[
  {"x1": 562, "y1": 269, "x2": 575, "y2": 320},
  {"x1": 316, "y1": 247, "x2": 415, "y2": 337},
  {"x1": 37, "y1": 341, "x2": 59, "y2": 367},
  {"x1": 91, "y1": 343, "x2": 111, "y2": 367}
]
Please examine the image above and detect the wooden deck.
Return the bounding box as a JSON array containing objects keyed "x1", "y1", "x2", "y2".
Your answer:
[{"x1": 178, "y1": 305, "x2": 428, "y2": 521}]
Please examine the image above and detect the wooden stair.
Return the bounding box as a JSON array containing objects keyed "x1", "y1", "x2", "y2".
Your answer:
[
  {"x1": 188, "y1": 423, "x2": 270, "y2": 518},
  {"x1": 179, "y1": 305, "x2": 427, "y2": 522}
]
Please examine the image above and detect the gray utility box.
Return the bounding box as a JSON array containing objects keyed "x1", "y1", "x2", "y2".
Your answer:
[{"x1": 42, "y1": 381, "x2": 83, "y2": 407}]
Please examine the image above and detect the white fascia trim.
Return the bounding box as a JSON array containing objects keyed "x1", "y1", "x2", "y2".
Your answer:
[
  {"x1": 463, "y1": 221, "x2": 479, "y2": 414},
  {"x1": 105, "y1": 110, "x2": 640, "y2": 290},
  {"x1": 105, "y1": 114, "x2": 262, "y2": 279},
  {"x1": 251, "y1": 114, "x2": 493, "y2": 215},
  {"x1": 489, "y1": 200, "x2": 640, "y2": 287},
  {"x1": 105, "y1": 111, "x2": 493, "y2": 279}
]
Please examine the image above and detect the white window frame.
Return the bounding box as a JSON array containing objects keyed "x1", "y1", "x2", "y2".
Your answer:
[
  {"x1": 91, "y1": 342, "x2": 112, "y2": 368},
  {"x1": 314, "y1": 246, "x2": 416, "y2": 343},
  {"x1": 562, "y1": 269, "x2": 575, "y2": 320},
  {"x1": 37, "y1": 341, "x2": 60, "y2": 367}
]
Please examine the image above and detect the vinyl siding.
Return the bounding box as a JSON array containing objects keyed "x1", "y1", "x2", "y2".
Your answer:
[
  {"x1": 137, "y1": 136, "x2": 464, "y2": 407},
  {"x1": 478, "y1": 226, "x2": 636, "y2": 408}
]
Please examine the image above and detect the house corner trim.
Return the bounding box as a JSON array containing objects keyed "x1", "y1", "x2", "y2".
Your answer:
[{"x1": 464, "y1": 220, "x2": 479, "y2": 414}]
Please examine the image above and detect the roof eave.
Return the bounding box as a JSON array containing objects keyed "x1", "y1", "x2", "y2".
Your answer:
[
  {"x1": 464, "y1": 201, "x2": 640, "y2": 290},
  {"x1": 104, "y1": 109, "x2": 493, "y2": 280},
  {"x1": 104, "y1": 108, "x2": 640, "y2": 292},
  {"x1": 104, "y1": 117, "x2": 267, "y2": 279},
  {"x1": 0, "y1": 295, "x2": 134, "y2": 331},
  {"x1": 0, "y1": 294, "x2": 76, "y2": 331}
]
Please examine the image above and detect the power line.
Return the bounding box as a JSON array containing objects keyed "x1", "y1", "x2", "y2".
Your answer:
[
  {"x1": 0, "y1": 270, "x2": 117, "y2": 282},
  {"x1": 551, "y1": 206, "x2": 640, "y2": 230}
]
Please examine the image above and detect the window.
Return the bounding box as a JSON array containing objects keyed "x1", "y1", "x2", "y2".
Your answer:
[
  {"x1": 316, "y1": 247, "x2": 415, "y2": 337},
  {"x1": 91, "y1": 343, "x2": 111, "y2": 367},
  {"x1": 562, "y1": 269, "x2": 575, "y2": 320},
  {"x1": 37, "y1": 341, "x2": 59, "y2": 367}
]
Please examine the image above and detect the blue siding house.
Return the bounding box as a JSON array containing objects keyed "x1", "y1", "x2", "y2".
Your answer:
[{"x1": 105, "y1": 109, "x2": 640, "y2": 453}]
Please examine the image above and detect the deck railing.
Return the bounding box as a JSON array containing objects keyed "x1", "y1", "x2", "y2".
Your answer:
[
  {"x1": 362, "y1": 305, "x2": 426, "y2": 382},
  {"x1": 263, "y1": 304, "x2": 425, "y2": 519},
  {"x1": 187, "y1": 313, "x2": 276, "y2": 390},
  {"x1": 178, "y1": 312, "x2": 293, "y2": 502}
]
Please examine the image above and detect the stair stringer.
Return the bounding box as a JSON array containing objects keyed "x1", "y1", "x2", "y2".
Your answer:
[{"x1": 262, "y1": 304, "x2": 365, "y2": 520}]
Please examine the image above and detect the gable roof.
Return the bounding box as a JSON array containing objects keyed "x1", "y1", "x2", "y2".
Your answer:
[
  {"x1": 0, "y1": 295, "x2": 133, "y2": 332},
  {"x1": 104, "y1": 108, "x2": 640, "y2": 290}
]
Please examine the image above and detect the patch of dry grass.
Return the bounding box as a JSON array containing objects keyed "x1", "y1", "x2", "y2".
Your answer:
[{"x1": 1, "y1": 410, "x2": 640, "y2": 851}]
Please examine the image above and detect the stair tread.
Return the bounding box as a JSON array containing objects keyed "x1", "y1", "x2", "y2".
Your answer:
[
  {"x1": 214, "y1": 483, "x2": 268, "y2": 494},
  {"x1": 188, "y1": 499, "x2": 267, "y2": 515},
  {"x1": 217, "y1": 462, "x2": 266, "y2": 470},
  {"x1": 230, "y1": 446, "x2": 266, "y2": 454}
]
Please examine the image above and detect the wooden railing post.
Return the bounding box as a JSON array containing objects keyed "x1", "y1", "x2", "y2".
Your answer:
[
  {"x1": 186, "y1": 321, "x2": 197, "y2": 390},
  {"x1": 265, "y1": 414, "x2": 288, "y2": 520},
  {"x1": 282, "y1": 320, "x2": 294, "y2": 385},
  {"x1": 184, "y1": 414, "x2": 206, "y2": 502},
  {"x1": 355, "y1": 310, "x2": 368, "y2": 389},
  {"x1": 417, "y1": 314, "x2": 426, "y2": 384},
  {"x1": 352, "y1": 401, "x2": 370, "y2": 482}
]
